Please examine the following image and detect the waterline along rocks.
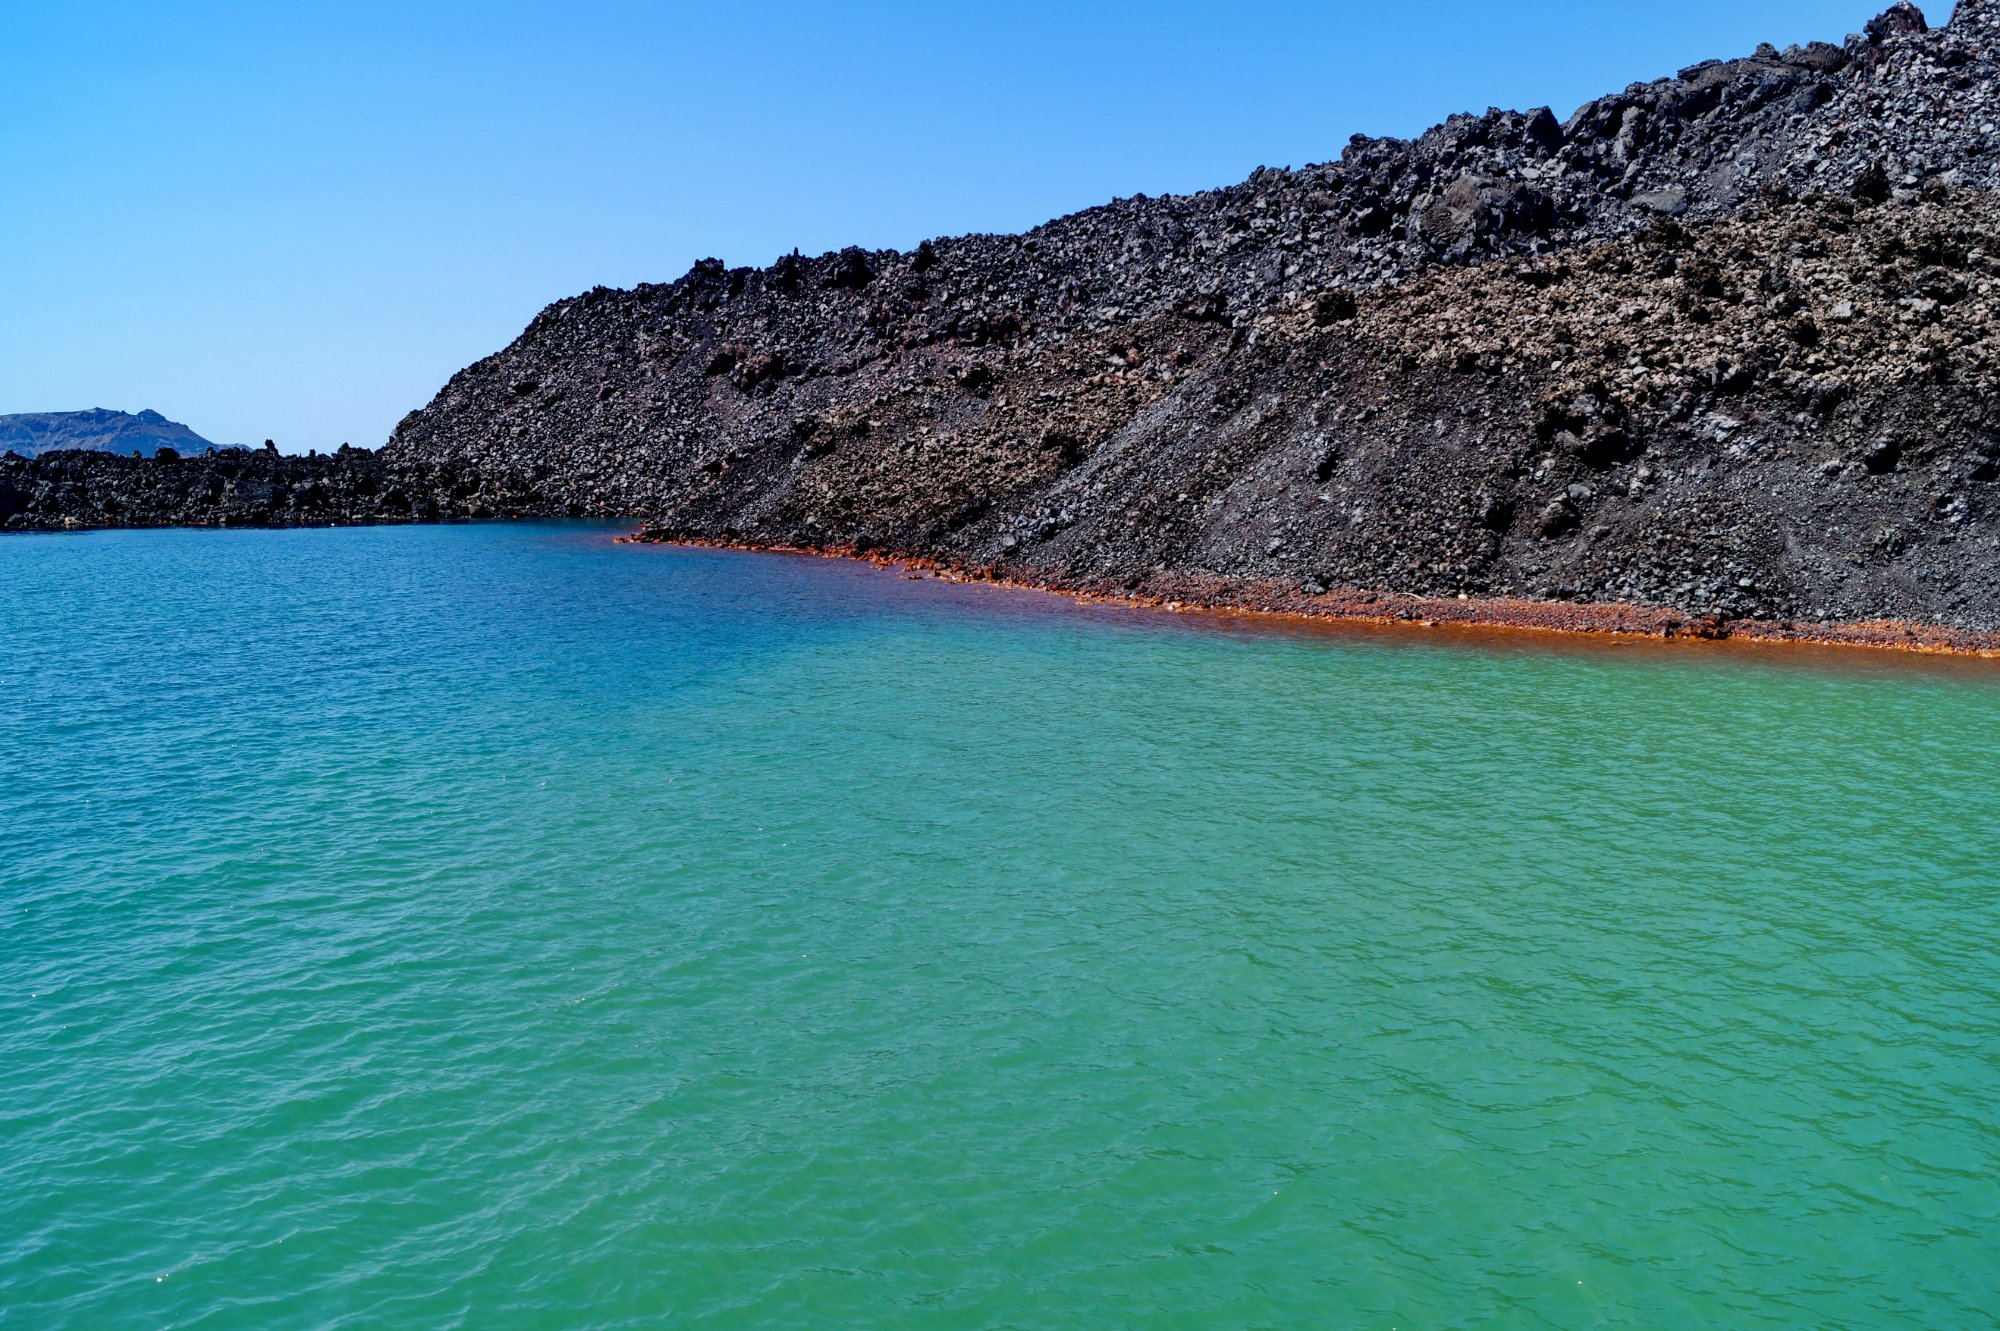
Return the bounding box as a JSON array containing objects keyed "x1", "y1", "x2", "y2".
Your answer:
[
  {"x1": 0, "y1": 447, "x2": 522, "y2": 530},
  {"x1": 22, "y1": 2, "x2": 2000, "y2": 638}
]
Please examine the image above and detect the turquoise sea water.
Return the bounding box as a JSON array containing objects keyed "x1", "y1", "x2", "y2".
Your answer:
[{"x1": 4, "y1": 521, "x2": 1999, "y2": 1329}]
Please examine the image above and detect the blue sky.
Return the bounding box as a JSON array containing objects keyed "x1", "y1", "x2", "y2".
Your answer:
[{"x1": 0, "y1": 1, "x2": 1951, "y2": 452}]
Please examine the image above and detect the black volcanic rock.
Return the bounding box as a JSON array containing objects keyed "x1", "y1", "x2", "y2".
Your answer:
[
  {"x1": 0, "y1": 447, "x2": 538, "y2": 531},
  {"x1": 0, "y1": 408, "x2": 216, "y2": 459},
  {"x1": 26, "y1": 3, "x2": 2000, "y2": 638},
  {"x1": 368, "y1": 0, "x2": 2000, "y2": 632}
]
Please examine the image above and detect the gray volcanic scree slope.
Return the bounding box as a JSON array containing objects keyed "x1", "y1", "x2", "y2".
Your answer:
[
  {"x1": 385, "y1": 1, "x2": 2000, "y2": 631},
  {"x1": 14, "y1": 2, "x2": 2000, "y2": 639}
]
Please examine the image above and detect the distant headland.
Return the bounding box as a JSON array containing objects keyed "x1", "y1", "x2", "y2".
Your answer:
[{"x1": 0, "y1": 409, "x2": 216, "y2": 460}]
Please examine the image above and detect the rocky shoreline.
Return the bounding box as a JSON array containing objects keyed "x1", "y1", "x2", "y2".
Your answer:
[
  {"x1": 0, "y1": 446, "x2": 550, "y2": 531},
  {"x1": 18, "y1": 1, "x2": 2000, "y2": 655},
  {"x1": 10, "y1": 441, "x2": 2000, "y2": 656},
  {"x1": 639, "y1": 535, "x2": 2000, "y2": 658}
]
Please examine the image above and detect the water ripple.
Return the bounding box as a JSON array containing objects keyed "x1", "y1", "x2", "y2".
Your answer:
[{"x1": 3, "y1": 523, "x2": 1999, "y2": 1327}]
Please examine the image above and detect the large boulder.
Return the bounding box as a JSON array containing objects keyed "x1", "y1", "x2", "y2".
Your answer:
[
  {"x1": 1866, "y1": 1, "x2": 1929, "y2": 42},
  {"x1": 1416, "y1": 176, "x2": 1557, "y2": 260}
]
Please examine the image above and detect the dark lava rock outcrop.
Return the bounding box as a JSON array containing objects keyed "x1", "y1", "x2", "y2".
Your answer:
[
  {"x1": 0, "y1": 446, "x2": 525, "y2": 530},
  {"x1": 24, "y1": 2, "x2": 2000, "y2": 639}
]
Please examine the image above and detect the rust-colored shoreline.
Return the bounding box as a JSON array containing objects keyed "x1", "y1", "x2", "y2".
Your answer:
[{"x1": 620, "y1": 532, "x2": 2000, "y2": 664}]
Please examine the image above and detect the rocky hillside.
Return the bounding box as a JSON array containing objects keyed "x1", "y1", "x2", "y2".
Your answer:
[
  {"x1": 0, "y1": 409, "x2": 216, "y2": 460},
  {"x1": 19, "y1": 3, "x2": 2000, "y2": 643},
  {"x1": 376, "y1": 0, "x2": 2000, "y2": 635}
]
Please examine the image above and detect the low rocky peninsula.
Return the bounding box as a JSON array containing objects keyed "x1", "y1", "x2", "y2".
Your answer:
[
  {"x1": 16, "y1": 1, "x2": 2000, "y2": 650},
  {"x1": 0, "y1": 446, "x2": 540, "y2": 530}
]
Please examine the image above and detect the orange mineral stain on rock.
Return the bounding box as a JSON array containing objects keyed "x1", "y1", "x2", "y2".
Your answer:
[{"x1": 621, "y1": 531, "x2": 2000, "y2": 664}]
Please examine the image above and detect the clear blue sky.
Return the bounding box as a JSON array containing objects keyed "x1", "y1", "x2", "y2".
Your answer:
[{"x1": 0, "y1": 1, "x2": 1949, "y2": 452}]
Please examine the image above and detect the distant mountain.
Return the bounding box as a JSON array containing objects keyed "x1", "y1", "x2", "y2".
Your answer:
[{"x1": 0, "y1": 409, "x2": 216, "y2": 459}]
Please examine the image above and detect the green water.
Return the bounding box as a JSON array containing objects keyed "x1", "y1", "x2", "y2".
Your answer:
[{"x1": 4, "y1": 522, "x2": 1998, "y2": 1328}]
